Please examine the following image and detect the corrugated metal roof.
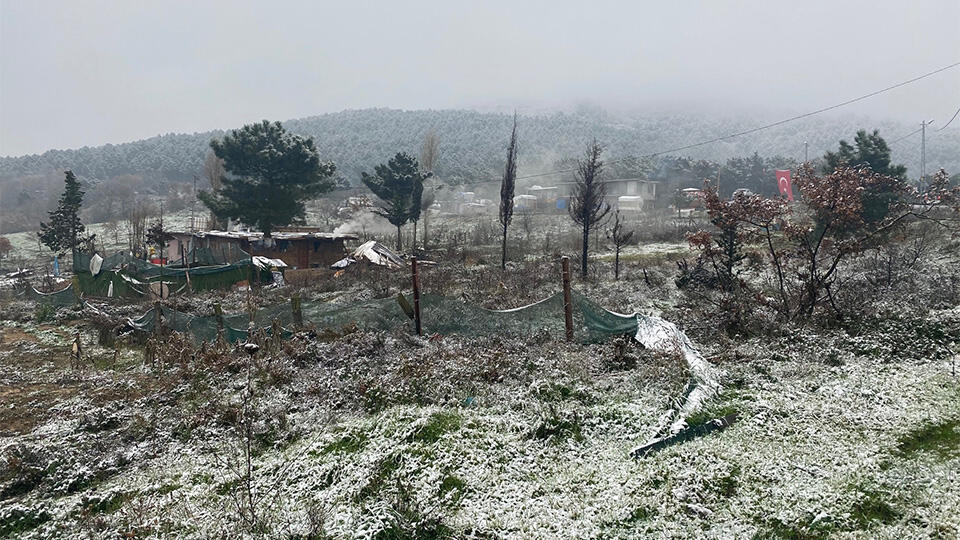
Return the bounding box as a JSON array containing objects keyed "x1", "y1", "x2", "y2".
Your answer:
[{"x1": 172, "y1": 230, "x2": 358, "y2": 241}]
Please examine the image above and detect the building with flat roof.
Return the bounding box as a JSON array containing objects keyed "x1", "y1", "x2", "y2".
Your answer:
[{"x1": 168, "y1": 228, "x2": 357, "y2": 269}]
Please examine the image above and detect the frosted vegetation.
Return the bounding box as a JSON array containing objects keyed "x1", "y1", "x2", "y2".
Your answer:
[{"x1": 1, "y1": 206, "x2": 959, "y2": 537}]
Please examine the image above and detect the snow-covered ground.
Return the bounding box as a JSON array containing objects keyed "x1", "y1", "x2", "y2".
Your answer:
[{"x1": 0, "y1": 299, "x2": 957, "y2": 538}]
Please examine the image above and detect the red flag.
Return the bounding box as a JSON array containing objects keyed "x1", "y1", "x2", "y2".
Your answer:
[{"x1": 776, "y1": 170, "x2": 794, "y2": 202}]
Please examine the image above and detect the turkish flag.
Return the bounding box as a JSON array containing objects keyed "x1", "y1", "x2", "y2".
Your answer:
[{"x1": 776, "y1": 170, "x2": 794, "y2": 202}]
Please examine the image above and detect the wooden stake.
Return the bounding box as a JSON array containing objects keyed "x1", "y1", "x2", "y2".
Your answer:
[
  {"x1": 411, "y1": 256, "x2": 422, "y2": 336},
  {"x1": 214, "y1": 303, "x2": 224, "y2": 333},
  {"x1": 291, "y1": 293, "x2": 303, "y2": 328},
  {"x1": 561, "y1": 256, "x2": 574, "y2": 342}
]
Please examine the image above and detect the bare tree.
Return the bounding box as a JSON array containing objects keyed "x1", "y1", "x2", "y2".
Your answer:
[
  {"x1": 606, "y1": 210, "x2": 634, "y2": 280},
  {"x1": 499, "y1": 114, "x2": 518, "y2": 269},
  {"x1": 418, "y1": 130, "x2": 440, "y2": 248},
  {"x1": 203, "y1": 151, "x2": 226, "y2": 229},
  {"x1": 126, "y1": 200, "x2": 152, "y2": 257},
  {"x1": 568, "y1": 140, "x2": 611, "y2": 278}
]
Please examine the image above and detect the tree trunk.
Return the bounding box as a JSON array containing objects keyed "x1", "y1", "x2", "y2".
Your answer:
[
  {"x1": 423, "y1": 210, "x2": 429, "y2": 248},
  {"x1": 412, "y1": 220, "x2": 418, "y2": 251},
  {"x1": 501, "y1": 224, "x2": 508, "y2": 270},
  {"x1": 581, "y1": 223, "x2": 589, "y2": 278},
  {"x1": 614, "y1": 246, "x2": 620, "y2": 280},
  {"x1": 396, "y1": 225, "x2": 402, "y2": 251}
]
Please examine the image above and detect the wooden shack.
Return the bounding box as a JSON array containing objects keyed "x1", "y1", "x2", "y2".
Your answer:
[{"x1": 168, "y1": 228, "x2": 357, "y2": 269}]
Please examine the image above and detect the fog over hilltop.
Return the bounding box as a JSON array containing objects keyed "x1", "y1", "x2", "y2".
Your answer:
[{"x1": 2, "y1": 0, "x2": 958, "y2": 157}]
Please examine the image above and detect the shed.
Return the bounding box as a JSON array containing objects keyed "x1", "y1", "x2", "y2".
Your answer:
[{"x1": 168, "y1": 228, "x2": 357, "y2": 270}]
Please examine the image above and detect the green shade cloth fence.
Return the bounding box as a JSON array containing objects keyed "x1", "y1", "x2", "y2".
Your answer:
[
  {"x1": 72, "y1": 250, "x2": 274, "y2": 298},
  {"x1": 127, "y1": 292, "x2": 640, "y2": 344}
]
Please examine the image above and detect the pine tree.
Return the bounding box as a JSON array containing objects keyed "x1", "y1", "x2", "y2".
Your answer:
[
  {"x1": 361, "y1": 153, "x2": 430, "y2": 250},
  {"x1": 568, "y1": 140, "x2": 611, "y2": 278},
  {"x1": 39, "y1": 170, "x2": 88, "y2": 255},
  {"x1": 198, "y1": 120, "x2": 335, "y2": 241}
]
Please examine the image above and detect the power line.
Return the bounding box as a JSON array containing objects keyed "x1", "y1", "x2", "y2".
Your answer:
[
  {"x1": 504, "y1": 61, "x2": 960, "y2": 183},
  {"x1": 936, "y1": 105, "x2": 960, "y2": 131},
  {"x1": 887, "y1": 127, "x2": 924, "y2": 145}
]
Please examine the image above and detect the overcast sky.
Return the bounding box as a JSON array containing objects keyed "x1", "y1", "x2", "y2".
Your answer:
[{"x1": 1, "y1": 0, "x2": 958, "y2": 156}]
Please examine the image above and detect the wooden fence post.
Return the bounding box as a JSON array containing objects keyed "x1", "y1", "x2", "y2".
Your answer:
[
  {"x1": 214, "y1": 303, "x2": 224, "y2": 334},
  {"x1": 561, "y1": 256, "x2": 574, "y2": 342},
  {"x1": 411, "y1": 256, "x2": 422, "y2": 336},
  {"x1": 291, "y1": 293, "x2": 303, "y2": 328}
]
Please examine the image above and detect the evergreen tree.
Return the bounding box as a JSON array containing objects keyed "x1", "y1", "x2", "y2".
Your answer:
[
  {"x1": 568, "y1": 140, "x2": 611, "y2": 278},
  {"x1": 824, "y1": 130, "x2": 908, "y2": 223},
  {"x1": 39, "y1": 170, "x2": 88, "y2": 255},
  {"x1": 499, "y1": 114, "x2": 518, "y2": 270},
  {"x1": 823, "y1": 129, "x2": 906, "y2": 178},
  {"x1": 198, "y1": 120, "x2": 335, "y2": 241},
  {"x1": 361, "y1": 153, "x2": 429, "y2": 250}
]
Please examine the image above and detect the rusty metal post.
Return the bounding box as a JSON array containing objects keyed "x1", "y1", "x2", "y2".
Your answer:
[
  {"x1": 561, "y1": 256, "x2": 574, "y2": 342},
  {"x1": 411, "y1": 256, "x2": 422, "y2": 336}
]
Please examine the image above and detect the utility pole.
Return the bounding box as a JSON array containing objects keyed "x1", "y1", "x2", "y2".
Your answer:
[
  {"x1": 803, "y1": 141, "x2": 808, "y2": 163},
  {"x1": 920, "y1": 120, "x2": 929, "y2": 190}
]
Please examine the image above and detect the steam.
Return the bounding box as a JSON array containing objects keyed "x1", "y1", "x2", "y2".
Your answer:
[{"x1": 333, "y1": 210, "x2": 395, "y2": 236}]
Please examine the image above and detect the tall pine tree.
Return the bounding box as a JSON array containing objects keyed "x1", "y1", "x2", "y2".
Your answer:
[
  {"x1": 39, "y1": 170, "x2": 88, "y2": 255},
  {"x1": 362, "y1": 153, "x2": 429, "y2": 250},
  {"x1": 199, "y1": 120, "x2": 335, "y2": 242}
]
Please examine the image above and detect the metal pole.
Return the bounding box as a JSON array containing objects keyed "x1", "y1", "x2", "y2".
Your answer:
[
  {"x1": 561, "y1": 256, "x2": 573, "y2": 342},
  {"x1": 411, "y1": 256, "x2": 422, "y2": 336}
]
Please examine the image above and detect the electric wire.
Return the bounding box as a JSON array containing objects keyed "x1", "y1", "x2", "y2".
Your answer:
[
  {"x1": 936, "y1": 105, "x2": 960, "y2": 131},
  {"x1": 504, "y1": 61, "x2": 960, "y2": 182}
]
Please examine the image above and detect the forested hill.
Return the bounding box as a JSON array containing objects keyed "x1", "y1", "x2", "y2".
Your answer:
[{"x1": 2, "y1": 108, "x2": 956, "y2": 188}]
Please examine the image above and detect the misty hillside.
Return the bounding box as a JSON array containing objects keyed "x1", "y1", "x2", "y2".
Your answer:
[
  {"x1": 0, "y1": 107, "x2": 955, "y2": 234},
  {"x1": 2, "y1": 108, "x2": 956, "y2": 186}
]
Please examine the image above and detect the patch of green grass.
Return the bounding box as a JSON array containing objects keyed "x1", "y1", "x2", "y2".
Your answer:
[
  {"x1": 531, "y1": 408, "x2": 584, "y2": 443},
  {"x1": 155, "y1": 483, "x2": 181, "y2": 496},
  {"x1": 190, "y1": 472, "x2": 213, "y2": 485},
  {"x1": 0, "y1": 507, "x2": 51, "y2": 538},
  {"x1": 711, "y1": 465, "x2": 740, "y2": 498},
  {"x1": 33, "y1": 303, "x2": 55, "y2": 324},
  {"x1": 438, "y1": 474, "x2": 466, "y2": 504},
  {"x1": 598, "y1": 506, "x2": 655, "y2": 534},
  {"x1": 685, "y1": 404, "x2": 738, "y2": 428},
  {"x1": 532, "y1": 381, "x2": 595, "y2": 404},
  {"x1": 895, "y1": 419, "x2": 960, "y2": 460},
  {"x1": 356, "y1": 453, "x2": 402, "y2": 501},
  {"x1": 319, "y1": 432, "x2": 368, "y2": 455},
  {"x1": 81, "y1": 490, "x2": 135, "y2": 515},
  {"x1": 407, "y1": 411, "x2": 462, "y2": 444},
  {"x1": 753, "y1": 516, "x2": 836, "y2": 540},
  {"x1": 848, "y1": 487, "x2": 900, "y2": 529},
  {"x1": 215, "y1": 478, "x2": 239, "y2": 496}
]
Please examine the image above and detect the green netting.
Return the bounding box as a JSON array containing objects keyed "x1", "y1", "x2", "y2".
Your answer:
[
  {"x1": 127, "y1": 306, "x2": 291, "y2": 343},
  {"x1": 22, "y1": 283, "x2": 80, "y2": 307},
  {"x1": 72, "y1": 250, "x2": 273, "y2": 298},
  {"x1": 76, "y1": 270, "x2": 148, "y2": 298},
  {"x1": 127, "y1": 292, "x2": 639, "y2": 344}
]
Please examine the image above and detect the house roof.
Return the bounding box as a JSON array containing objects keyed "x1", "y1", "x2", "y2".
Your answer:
[
  {"x1": 172, "y1": 230, "x2": 358, "y2": 242},
  {"x1": 557, "y1": 177, "x2": 660, "y2": 186}
]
